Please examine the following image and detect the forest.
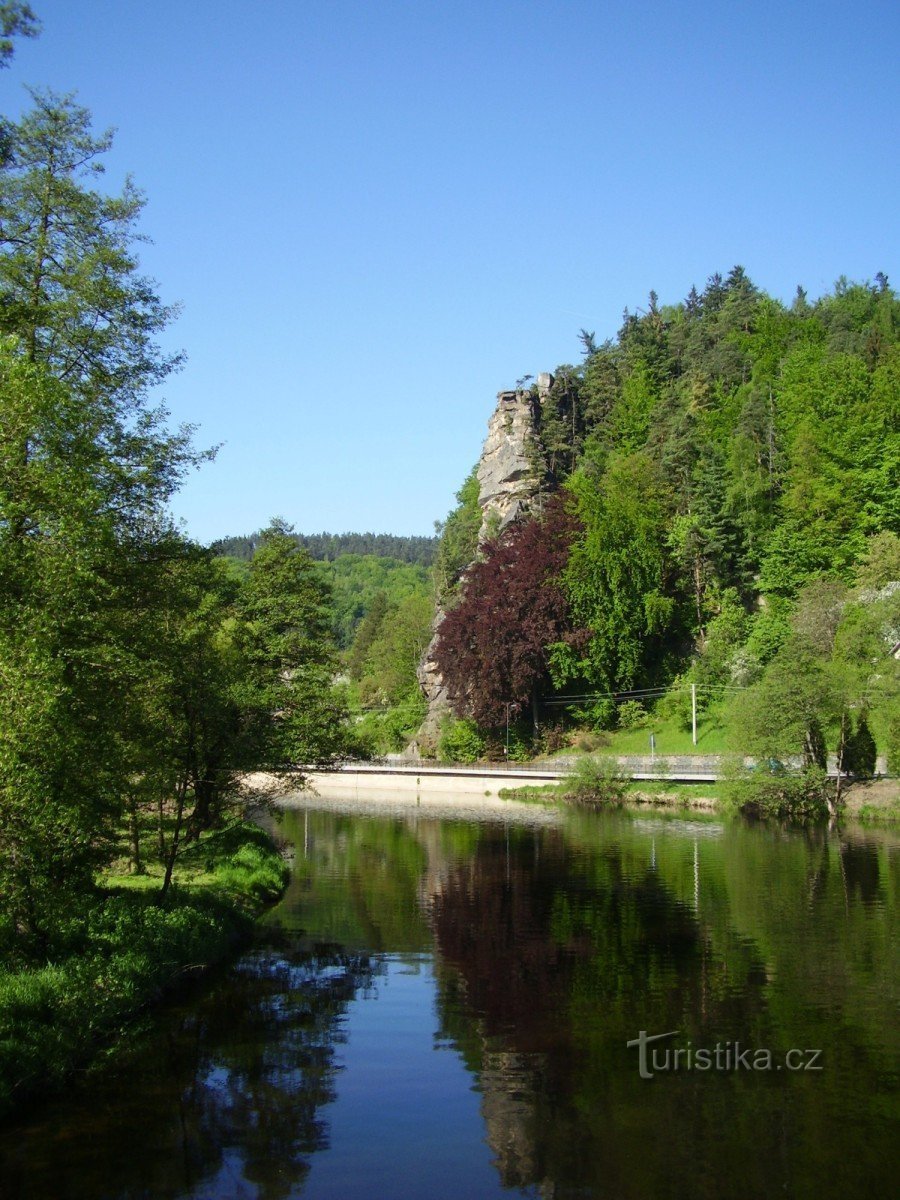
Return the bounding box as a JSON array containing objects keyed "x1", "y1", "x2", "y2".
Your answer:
[
  {"x1": 210, "y1": 530, "x2": 436, "y2": 566},
  {"x1": 427, "y1": 267, "x2": 899, "y2": 809}
]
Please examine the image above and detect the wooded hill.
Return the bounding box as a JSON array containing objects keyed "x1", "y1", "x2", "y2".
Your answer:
[
  {"x1": 430, "y1": 269, "x2": 899, "y2": 785},
  {"x1": 210, "y1": 531, "x2": 436, "y2": 565}
]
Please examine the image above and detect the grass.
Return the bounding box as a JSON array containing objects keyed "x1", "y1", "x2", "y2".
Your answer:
[
  {"x1": 0, "y1": 819, "x2": 289, "y2": 1123},
  {"x1": 547, "y1": 707, "x2": 733, "y2": 758},
  {"x1": 499, "y1": 774, "x2": 723, "y2": 810}
]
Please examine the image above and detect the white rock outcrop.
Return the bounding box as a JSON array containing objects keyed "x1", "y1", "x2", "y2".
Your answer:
[{"x1": 412, "y1": 381, "x2": 547, "y2": 753}]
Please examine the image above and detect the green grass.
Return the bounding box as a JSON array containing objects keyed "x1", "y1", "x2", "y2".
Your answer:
[
  {"x1": 547, "y1": 706, "x2": 733, "y2": 758},
  {"x1": 0, "y1": 820, "x2": 289, "y2": 1122},
  {"x1": 854, "y1": 799, "x2": 900, "y2": 825},
  {"x1": 499, "y1": 776, "x2": 723, "y2": 809}
]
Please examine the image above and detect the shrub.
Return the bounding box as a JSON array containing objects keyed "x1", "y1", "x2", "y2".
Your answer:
[
  {"x1": 723, "y1": 766, "x2": 831, "y2": 820},
  {"x1": 570, "y1": 729, "x2": 611, "y2": 753},
  {"x1": 566, "y1": 756, "x2": 629, "y2": 806},
  {"x1": 616, "y1": 700, "x2": 647, "y2": 730},
  {"x1": 438, "y1": 718, "x2": 486, "y2": 763},
  {"x1": 844, "y1": 714, "x2": 877, "y2": 779}
]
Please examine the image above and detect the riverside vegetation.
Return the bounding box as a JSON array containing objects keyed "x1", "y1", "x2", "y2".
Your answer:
[
  {"x1": 254, "y1": 265, "x2": 899, "y2": 821},
  {"x1": 0, "y1": 8, "x2": 344, "y2": 1118},
  {"x1": 426, "y1": 273, "x2": 899, "y2": 820}
]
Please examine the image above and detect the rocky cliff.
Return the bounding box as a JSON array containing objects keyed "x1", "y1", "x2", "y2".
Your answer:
[{"x1": 413, "y1": 377, "x2": 549, "y2": 753}]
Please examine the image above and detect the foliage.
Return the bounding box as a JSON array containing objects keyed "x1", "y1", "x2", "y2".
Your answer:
[
  {"x1": 564, "y1": 756, "x2": 629, "y2": 806},
  {"x1": 238, "y1": 520, "x2": 348, "y2": 768},
  {"x1": 433, "y1": 466, "x2": 481, "y2": 601},
  {"x1": 0, "y1": 2, "x2": 38, "y2": 69},
  {"x1": 432, "y1": 268, "x2": 899, "y2": 756},
  {"x1": 320, "y1": 554, "x2": 431, "y2": 647},
  {"x1": 210, "y1": 530, "x2": 436, "y2": 566},
  {"x1": 437, "y1": 718, "x2": 486, "y2": 764},
  {"x1": 723, "y1": 767, "x2": 832, "y2": 820},
  {"x1": 435, "y1": 497, "x2": 578, "y2": 729},
  {"x1": 844, "y1": 714, "x2": 877, "y2": 779},
  {"x1": 616, "y1": 700, "x2": 648, "y2": 730},
  {"x1": 0, "y1": 822, "x2": 287, "y2": 1118},
  {"x1": 557, "y1": 452, "x2": 681, "y2": 693}
]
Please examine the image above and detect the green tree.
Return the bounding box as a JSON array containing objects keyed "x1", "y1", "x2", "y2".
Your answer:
[
  {"x1": 0, "y1": 90, "x2": 183, "y2": 408},
  {"x1": 434, "y1": 467, "x2": 481, "y2": 601},
  {"x1": 0, "y1": 2, "x2": 38, "y2": 69},
  {"x1": 0, "y1": 343, "x2": 195, "y2": 943},
  {"x1": 558, "y1": 452, "x2": 679, "y2": 693},
  {"x1": 239, "y1": 521, "x2": 348, "y2": 766}
]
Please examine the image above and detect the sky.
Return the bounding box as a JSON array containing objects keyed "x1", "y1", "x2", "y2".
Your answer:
[{"x1": 4, "y1": 0, "x2": 898, "y2": 544}]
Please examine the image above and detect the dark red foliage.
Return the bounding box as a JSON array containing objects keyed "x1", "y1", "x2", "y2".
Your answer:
[{"x1": 434, "y1": 496, "x2": 581, "y2": 728}]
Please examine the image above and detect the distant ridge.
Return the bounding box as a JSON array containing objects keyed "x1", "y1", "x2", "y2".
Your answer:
[{"x1": 209, "y1": 531, "x2": 437, "y2": 566}]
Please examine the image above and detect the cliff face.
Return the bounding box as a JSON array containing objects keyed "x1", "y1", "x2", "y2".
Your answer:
[
  {"x1": 413, "y1": 378, "x2": 548, "y2": 754},
  {"x1": 475, "y1": 387, "x2": 540, "y2": 539}
]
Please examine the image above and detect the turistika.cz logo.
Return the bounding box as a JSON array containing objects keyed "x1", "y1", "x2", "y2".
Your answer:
[{"x1": 626, "y1": 1030, "x2": 823, "y2": 1079}]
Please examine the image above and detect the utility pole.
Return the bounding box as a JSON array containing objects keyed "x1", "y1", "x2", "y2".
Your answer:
[{"x1": 691, "y1": 683, "x2": 697, "y2": 747}]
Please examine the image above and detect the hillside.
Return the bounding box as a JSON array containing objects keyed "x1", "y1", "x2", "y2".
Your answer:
[{"x1": 421, "y1": 269, "x2": 899, "y2": 784}]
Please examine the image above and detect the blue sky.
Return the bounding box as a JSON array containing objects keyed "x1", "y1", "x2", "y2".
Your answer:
[{"x1": 4, "y1": 0, "x2": 898, "y2": 543}]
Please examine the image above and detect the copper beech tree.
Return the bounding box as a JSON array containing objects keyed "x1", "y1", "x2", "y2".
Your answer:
[{"x1": 434, "y1": 497, "x2": 583, "y2": 730}]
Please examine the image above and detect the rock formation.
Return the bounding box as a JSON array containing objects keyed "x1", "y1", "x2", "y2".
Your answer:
[{"x1": 412, "y1": 377, "x2": 549, "y2": 754}]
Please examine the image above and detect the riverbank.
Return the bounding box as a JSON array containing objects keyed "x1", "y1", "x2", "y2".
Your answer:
[
  {"x1": 0, "y1": 820, "x2": 289, "y2": 1124},
  {"x1": 290, "y1": 765, "x2": 900, "y2": 822}
]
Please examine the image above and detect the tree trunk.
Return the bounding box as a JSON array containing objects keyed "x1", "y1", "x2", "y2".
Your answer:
[
  {"x1": 158, "y1": 776, "x2": 188, "y2": 905},
  {"x1": 128, "y1": 792, "x2": 144, "y2": 875}
]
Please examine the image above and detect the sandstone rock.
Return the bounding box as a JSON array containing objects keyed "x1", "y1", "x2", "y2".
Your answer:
[
  {"x1": 475, "y1": 388, "x2": 539, "y2": 540},
  {"x1": 411, "y1": 383, "x2": 545, "y2": 754}
]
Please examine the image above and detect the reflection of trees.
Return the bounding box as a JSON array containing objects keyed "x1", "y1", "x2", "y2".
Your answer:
[
  {"x1": 431, "y1": 821, "x2": 898, "y2": 1200},
  {"x1": 0, "y1": 940, "x2": 376, "y2": 1200}
]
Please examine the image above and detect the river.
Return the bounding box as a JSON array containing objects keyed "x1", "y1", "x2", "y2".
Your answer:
[{"x1": 0, "y1": 798, "x2": 897, "y2": 1199}]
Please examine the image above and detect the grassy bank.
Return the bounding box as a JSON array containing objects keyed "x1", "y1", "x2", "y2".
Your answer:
[
  {"x1": 0, "y1": 820, "x2": 289, "y2": 1122},
  {"x1": 501, "y1": 760, "x2": 900, "y2": 822},
  {"x1": 499, "y1": 782, "x2": 722, "y2": 809}
]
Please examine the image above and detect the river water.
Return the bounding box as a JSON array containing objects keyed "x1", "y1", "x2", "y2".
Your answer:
[{"x1": 0, "y1": 799, "x2": 897, "y2": 1199}]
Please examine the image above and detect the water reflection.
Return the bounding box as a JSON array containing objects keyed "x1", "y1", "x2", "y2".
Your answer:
[
  {"x1": 0, "y1": 806, "x2": 896, "y2": 1200},
  {"x1": 0, "y1": 940, "x2": 376, "y2": 1200}
]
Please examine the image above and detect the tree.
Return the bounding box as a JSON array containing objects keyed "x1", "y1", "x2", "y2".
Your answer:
[
  {"x1": 0, "y1": 2, "x2": 38, "y2": 69},
  {"x1": 0, "y1": 88, "x2": 203, "y2": 938},
  {"x1": 0, "y1": 344, "x2": 196, "y2": 942},
  {"x1": 357, "y1": 591, "x2": 433, "y2": 706},
  {"x1": 557, "y1": 452, "x2": 679, "y2": 694},
  {"x1": 434, "y1": 498, "x2": 578, "y2": 730},
  {"x1": 434, "y1": 467, "x2": 482, "y2": 601},
  {"x1": 0, "y1": 90, "x2": 184, "y2": 411},
  {"x1": 239, "y1": 521, "x2": 348, "y2": 766}
]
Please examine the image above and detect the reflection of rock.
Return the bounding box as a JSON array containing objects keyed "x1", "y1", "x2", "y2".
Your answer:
[{"x1": 479, "y1": 1049, "x2": 546, "y2": 1190}]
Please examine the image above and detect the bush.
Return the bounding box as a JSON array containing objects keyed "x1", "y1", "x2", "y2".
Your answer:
[
  {"x1": 438, "y1": 718, "x2": 486, "y2": 763},
  {"x1": 565, "y1": 756, "x2": 629, "y2": 806},
  {"x1": 723, "y1": 766, "x2": 831, "y2": 820},
  {"x1": 535, "y1": 722, "x2": 569, "y2": 756},
  {"x1": 616, "y1": 700, "x2": 648, "y2": 730},
  {"x1": 655, "y1": 685, "x2": 695, "y2": 733},
  {"x1": 570, "y1": 729, "x2": 611, "y2": 753},
  {"x1": 0, "y1": 822, "x2": 288, "y2": 1119}
]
